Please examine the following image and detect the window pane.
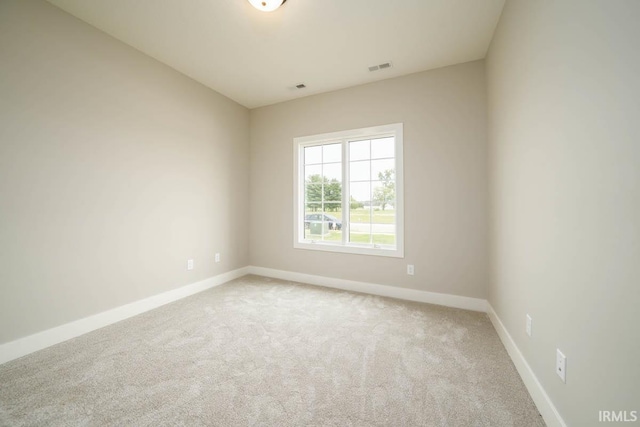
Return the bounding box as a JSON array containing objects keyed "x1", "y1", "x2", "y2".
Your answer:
[
  {"x1": 323, "y1": 163, "x2": 342, "y2": 183},
  {"x1": 323, "y1": 180, "x2": 341, "y2": 205},
  {"x1": 350, "y1": 160, "x2": 370, "y2": 182},
  {"x1": 324, "y1": 201, "x2": 341, "y2": 212},
  {"x1": 304, "y1": 211, "x2": 327, "y2": 240},
  {"x1": 371, "y1": 137, "x2": 395, "y2": 159},
  {"x1": 371, "y1": 159, "x2": 395, "y2": 181},
  {"x1": 305, "y1": 203, "x2": 321, "y2": 214},
  {"x1": 321, "y1": 208, "x2": 342, "y2": 242},
  {"x1": 304, "y1": 209, "x2": 321, "y2": 240},
  {"x1": 349, "y1": 179, "x2": 371, "y2": 246},
  {"x1": 350, "y1": 206, "x2": 371, "y2": 225},
  {"x1": 322, "y1": 212, "x2": 342, "y2": 225},
  {"x1": 304, "y1": 145, "x2": 322, "y2": 165},
  {"x1": 373, "y1": 232, "x2": 396, "y2": 246},
  {"x1": 323, "y1": 228, "x2": 342, "y2": 242},
  {"x1": 350, "y1": 223, "x2": 371, "y2": 245},
  {"x1": 372, "y1": 202, "x2": 396, "y2": 224},
  {"x1": 304, "y1": 208, "x2": 342, "y2": 241},
  {"x1": 372, "y1": 205, "x2": 395, "y2": 246},
  {"x1": 349, "y1": 140, "x2": 370, "y2": 161},
  {"x1": 305, "y1": 184, "x2": 323, "y2": 204},
  {"x1": 349, "y1": 182, "x2": 371, "y2": 207},
  {"x1": 323, "y1": 143, "x2": 342, "y2": 163},
  {"x1": 305, "y1": 164, "x2": 322, "y2": 181},
  {"x1": 372, "y1": 180, "x2": 395, "y2": 211}
]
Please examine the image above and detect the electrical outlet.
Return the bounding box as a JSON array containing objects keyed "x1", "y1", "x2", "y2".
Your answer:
[
  {"x1": 407, "y1": 265, "x2": 415, "y2": 275},
  {"x1": 526, "y1": 314, "x2": 532, "y2": 337},
  {"x1": 215, "y1": 253, "x2": 220, "y2": 263},
  {"x1": 556, "y1": 349, "x2": 567, "y2": 383},
  {"x1": 187, "y1": 259, "x2": 194, "y2": 271}
]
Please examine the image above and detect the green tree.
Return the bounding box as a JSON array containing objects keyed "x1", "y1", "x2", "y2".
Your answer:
[
  {"x1": 305, "y1": 174, "x2": 342, "y2": 212},
  {"x1": 324, "y1": 179, "x2": 341, "y2": 211},
  {"x1": 350, "y1": 196, "x2": 364, "y2": 210},
  {"x1": 305, "y1": 174, "x2": 323, "y2": 211},
  {"x1": 373, "y1": 169, "x2": 395, "y2": 210}
]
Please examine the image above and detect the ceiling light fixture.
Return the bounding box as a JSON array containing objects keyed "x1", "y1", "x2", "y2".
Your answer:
[{"x1": 247, "y1": 0, "x2": 287, "y2": 12}]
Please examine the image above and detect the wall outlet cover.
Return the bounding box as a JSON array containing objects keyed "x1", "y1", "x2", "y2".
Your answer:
[{"x1": 556, "y1": 349, "x2": 567, "y2": 383}]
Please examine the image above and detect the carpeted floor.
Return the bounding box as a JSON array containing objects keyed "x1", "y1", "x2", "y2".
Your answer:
[{"x1": 0, "y1": 275, "x2": 544, "y2": 426}]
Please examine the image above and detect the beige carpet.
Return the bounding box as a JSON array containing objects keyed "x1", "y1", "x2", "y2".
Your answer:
[{"x1": 0, "y1": 275, "x2": 544, "y2": 426}]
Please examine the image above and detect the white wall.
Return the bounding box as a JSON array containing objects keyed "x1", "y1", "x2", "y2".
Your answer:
[
  {"x1": 0, "y1": 0, "x2": 250, "y2": 344},
  {"x1": 486, "y1": 0, "x2": 640, "y2": 425},
  {"x1": 250, "y1": 61, "x2": 489, "y2": 299}
]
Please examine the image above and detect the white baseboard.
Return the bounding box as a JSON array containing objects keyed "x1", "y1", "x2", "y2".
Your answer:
[
  {"x1": 487, "y1": 304, "x2": 567, "y2": 427},
  {"x1": 247, "y1": 266, "x2": 487, "y2": 312},
  {"x1": 0, "y1": 267, "x2": 250, "y2": 366}
]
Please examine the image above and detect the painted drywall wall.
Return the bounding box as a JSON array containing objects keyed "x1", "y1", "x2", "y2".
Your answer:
[
  {"x1": 0, "y1": 0, "x2": 250, "y2": 344},
  {"x1": 486, "y1": 0, "x2": 640, "y2": 425},
  {"x1": 249, "y1": 61, "x2": 489, "y2": 299}
]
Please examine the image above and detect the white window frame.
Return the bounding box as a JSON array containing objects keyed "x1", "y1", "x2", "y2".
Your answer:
[{"x1": 293, "y1": 123, "x2": 404, "y2": 258}]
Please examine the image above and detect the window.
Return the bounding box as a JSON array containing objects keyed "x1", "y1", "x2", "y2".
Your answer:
[{"x1": 294, "y1": 123, "x2": 404, "y2": 257}]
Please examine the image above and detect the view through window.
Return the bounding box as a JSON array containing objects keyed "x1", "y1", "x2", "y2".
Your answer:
[{"x1": 295, "y1": 123, "x2": 403, "y2": 257}]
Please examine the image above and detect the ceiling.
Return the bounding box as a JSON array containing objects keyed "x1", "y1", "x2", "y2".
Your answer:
[{"x1": 47, "y1": 0, "x2": 505, "y2": 109}]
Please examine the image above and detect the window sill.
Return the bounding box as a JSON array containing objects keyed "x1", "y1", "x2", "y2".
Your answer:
[{"x1": 294, "y1": 240, "x2": 404, "y2": 258}]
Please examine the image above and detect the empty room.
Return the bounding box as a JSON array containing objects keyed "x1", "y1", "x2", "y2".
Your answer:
[{"x1": 1, "y1": 0, "x2": 638, "y2": 425}]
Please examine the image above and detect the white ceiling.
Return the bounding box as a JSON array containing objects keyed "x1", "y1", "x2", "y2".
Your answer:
[{"x1": 47, "y1": 0, "x2": 505, "y2": 109}]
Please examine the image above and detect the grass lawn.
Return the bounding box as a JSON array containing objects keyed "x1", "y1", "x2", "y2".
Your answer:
[
  {"x1": 305, "y1": 208, "x2": 396, "y2": 224},
  {"x1": 305, "y1": 231, "x2": 396, "y2": 245}
]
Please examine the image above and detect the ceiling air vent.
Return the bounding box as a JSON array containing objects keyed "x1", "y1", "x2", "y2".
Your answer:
[{"x1": 368, "y1": 61, "x2": 393, "y2": 72}]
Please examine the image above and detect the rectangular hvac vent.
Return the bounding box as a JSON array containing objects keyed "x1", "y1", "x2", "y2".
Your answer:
[
  {"x1": 368, "y1": 61, "x2": 393, "y2": 72},
  {"x1": 295, "y1": 83, "x2": 306, "y2": 89}
]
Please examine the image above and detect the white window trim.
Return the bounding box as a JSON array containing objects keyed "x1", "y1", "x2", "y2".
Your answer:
[{"x1": 293, "y1": 123, "x2": 404, "y2": 258}]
